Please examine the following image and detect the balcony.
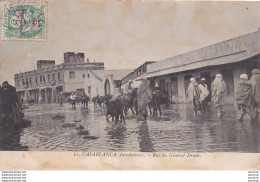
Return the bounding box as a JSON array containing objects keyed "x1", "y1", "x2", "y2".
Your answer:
[{"x1": 16, "y1": 80, "x2": 63, "y2": 91}]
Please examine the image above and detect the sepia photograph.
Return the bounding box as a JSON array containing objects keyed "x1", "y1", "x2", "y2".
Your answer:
[{"x1": 0, "y1": 0, "x2": 259, "y2": 159}]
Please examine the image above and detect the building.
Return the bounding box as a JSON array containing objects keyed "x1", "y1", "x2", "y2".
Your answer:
[
  {"x1": 83, "y1": 69, "x2": 133, "y2": 99},
  {"x1": 121, "y1": 61, "x2": 155, "y2": 86},
  {"x1": 14, "y1": 52, "x2": 104, "y2": 103},
  {"x1": 145, "y1": 29, "x2": 260, "y2": 103}
]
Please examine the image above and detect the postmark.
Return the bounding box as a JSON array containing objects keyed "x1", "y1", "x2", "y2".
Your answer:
[{"x1": 2, "y1": 1, "x2": 47, "y2": 41}]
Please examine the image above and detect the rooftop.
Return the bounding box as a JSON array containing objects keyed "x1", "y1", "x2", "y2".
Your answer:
[
  {"x1": 15, "y1": 62, "x2": 104, "y2": 77},
  {"x1": 147, "y1": 29, "x2": 260, "y2": 76}
]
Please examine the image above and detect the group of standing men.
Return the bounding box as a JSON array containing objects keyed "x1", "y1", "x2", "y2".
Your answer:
[{"x1": 186, "y1": 69, "x2": 260, "y2": 121}]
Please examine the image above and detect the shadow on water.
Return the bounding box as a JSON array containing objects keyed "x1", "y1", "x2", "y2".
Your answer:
[
  {"x1": 0, "y1": 126, "x2": 29, "y2": 151},
  {"x1": 106, "y1": 124, "x2": 127, "y2": 150},
  {"x1": 138, "y1": 121, "x2": 155, "y2": 152}
]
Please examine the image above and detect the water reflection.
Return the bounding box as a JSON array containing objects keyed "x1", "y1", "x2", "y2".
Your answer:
[
  {"x1": 106, "y1": 124, "x2": 127, "y2": 150},
  {"x1": 0, "y1": 127, "x2": 28, "y2": 151},
  {"x1": 138, "y1": 121, "x2": 154, "y2": 152},
  {"x1": 0, "y1": 102, "x2": 259, "y2": 152}
]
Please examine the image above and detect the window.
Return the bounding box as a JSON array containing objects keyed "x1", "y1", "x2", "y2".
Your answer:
[
  {"x1": 69, "y1": 71, "x2": 75, "y2": 79},
  {"x1": 35, "y1": 77, "x2": 38, "y2": 83},
  {"x1": 48, "y1": 74, "x2": 50, "y2": 81},
  {"x1": 53, "y1": 73, "x2": 55, "y2": 80},
  {"x1": 43, "y1": 75, "x2": 45, "y2": 82},
  {"x1": 142, "y1": 66, "x2": 146, "y2": 73},
  {"x1": 17, "y1": 80, "x2": 20, "y2": 87},
  {"x1": 87, "y1": 74, "x2": 90, "y2": 78},
  {"x1": 40, "y1": 76, "x2": 42, "y2": 82},
  {"x1": 22, "y1": 79, "x2": 24, "y2": 85},
  {"x1": 58, "y1": 72, "x2": 61, "y2": 80},
  {"x1": 29, "y1": 78, "x2": 32, "y2": 85},
  {"x1": 83, "y1": 74, "x2": 85, "y2": 79}
]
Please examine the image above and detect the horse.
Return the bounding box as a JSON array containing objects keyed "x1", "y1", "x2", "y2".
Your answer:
[
  {"x1": 92, "y1": 95, "x2": 112, "y2": 107},
  {"x1": 122, "y1": 88, "x2": 138, "y2": 116},
  {"x1": 92, "y1": 96, "x2": 98, "y2": 107},
  {"x1": 148, "y1": 90, "x2": 170, "y2": 116},
  {"x1": 106, "y1": 97, "x2": 125, "y2": 124},
  {"x1": 99, "y1": 95, "x2": 112, "y2": 106},
  {"x1": 80, "y1": 95, "x2": 90, "y2": 107}
]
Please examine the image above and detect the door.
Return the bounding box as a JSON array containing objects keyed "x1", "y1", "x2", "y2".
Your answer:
[
  {"x1": 41, "y1": 89, "x2": 45, "y2": 102},
  {"x1": 171, "y1": 77, "x2": 178, "y2": 96},
  {"x1": 165, "y1": 82, "x2": 171, "y2": 101},
  {"x1": 171, "y1": 77, "x2": 178, "y2": 102}
]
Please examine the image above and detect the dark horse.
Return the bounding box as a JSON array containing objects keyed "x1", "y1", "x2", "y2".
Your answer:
[
  {"x1": 93, "y1": 95, "x2": 112, "y2": 107},
  {"x1": 123, "y1": 88, "x2": 138, "y2": 116},
  {"x1": 106, "y1": 97, "x2": 125, "y2": 124},
  {"x1": 80, "y1": 95, "x2": 90, "y2": 107},
  {"x1": 148, "y1": 90, "x2": 170, "y2": 116},
  {"x1": 92, "y1": 96, "x2": 98, "y2": 107}
]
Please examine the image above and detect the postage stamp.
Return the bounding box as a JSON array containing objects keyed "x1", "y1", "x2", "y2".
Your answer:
[{"x1": 1, "y1": 1, "x2": 47, "y2": 41}]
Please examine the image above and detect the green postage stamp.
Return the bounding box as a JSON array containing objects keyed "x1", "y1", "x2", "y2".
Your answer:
[{"x1": 2, "y1": 1, "x2": 47, "y2": 41}]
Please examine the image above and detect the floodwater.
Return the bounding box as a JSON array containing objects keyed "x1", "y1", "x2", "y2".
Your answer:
[{"x1": 0, "y1": 102, "x2": 259, "y2": 152}]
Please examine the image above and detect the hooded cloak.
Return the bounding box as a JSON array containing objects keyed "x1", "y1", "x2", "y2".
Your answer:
[
  {"x1": 137, "y1": 79, "x2": 152, "y2": 116},
  {"x1": 251, "y1": 69, "x2": 260, "y2": 107}
]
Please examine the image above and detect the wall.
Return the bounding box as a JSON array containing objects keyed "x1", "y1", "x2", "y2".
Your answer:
[
  {"x1": 151, "y1": 58, "x2": 258, "y2": 104},
  {"x1": 63, "y1": 69, "x2": 86, "y2": 92},
  {"x1": 83, "y1": 70, "x2": 104, "y2": 98},
  {"x1": 83, "y1": 71, "x2": 119, "y2": 98},
  {"x1": 15, "y1": 68, "x2": 64, "y2": 91}
]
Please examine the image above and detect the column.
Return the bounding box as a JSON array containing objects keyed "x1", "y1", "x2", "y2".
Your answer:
[
  {"x1": 55, "y1": 87, "x2": 58, "y2": 103},
  {"x1": 177, "y1": 74, "x2": 185, "y2": 103},
  {"x1": 51, "y1": 87, "x2": 55, "y2": 102},
  {"x1": 24, "y1": 90, "x2": 28, "y2": 101},
  {"x1": 45, "y1": 89, "x2": 48, "y2": 103}
]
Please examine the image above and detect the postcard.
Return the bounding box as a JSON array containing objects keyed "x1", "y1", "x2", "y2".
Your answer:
[{"x1": 0, "y1": 0, "x2": 259, "y2": 170}]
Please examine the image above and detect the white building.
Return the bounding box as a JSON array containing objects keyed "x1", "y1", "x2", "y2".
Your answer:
[
  {"x1": 83, "y1": 69, "x2": 133, "y2": 99},
  {"x1": 14, "y1": 52, "x2": 104, "y2": 103}
]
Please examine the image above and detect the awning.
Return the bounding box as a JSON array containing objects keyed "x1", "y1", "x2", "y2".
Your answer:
[{"x1": 146, "y1": 49, "x2": 260, "y2": 78}]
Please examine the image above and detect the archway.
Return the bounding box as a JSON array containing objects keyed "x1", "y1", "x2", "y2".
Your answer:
[{"x1": 104, "y1": 78, "x2": 111, "y2": 96}]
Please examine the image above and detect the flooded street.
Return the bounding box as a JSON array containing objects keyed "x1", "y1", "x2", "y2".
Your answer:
[{"x1": 0, "y1": 102, "x2": 259, "y2": 152}]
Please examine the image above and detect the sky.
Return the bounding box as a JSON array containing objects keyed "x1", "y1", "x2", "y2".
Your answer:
[{"x1": 0, "y1": 0, "x2": 260, "y2": 85}]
